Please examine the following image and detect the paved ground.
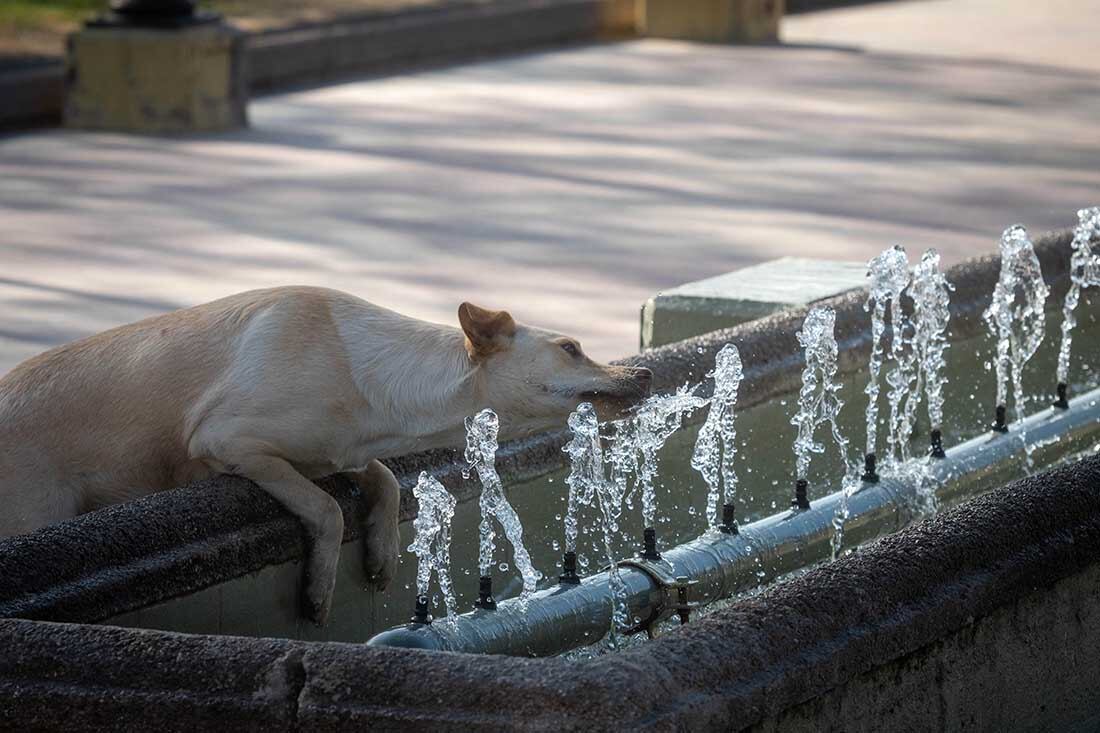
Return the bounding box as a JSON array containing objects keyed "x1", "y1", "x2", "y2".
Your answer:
[{"x1": 1, "y1": 0, "x2": 1099, "y2": 371}]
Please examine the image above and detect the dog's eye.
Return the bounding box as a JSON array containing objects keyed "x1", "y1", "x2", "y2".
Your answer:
[{"x1": 561, "y1": 342, "x2": 579, "y2": 357}]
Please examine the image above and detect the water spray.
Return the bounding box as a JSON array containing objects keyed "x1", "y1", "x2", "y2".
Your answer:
[
  {"x1": 983, "y1": 225, "x2": 1049, "y2": 431},
  {"x1": 372, "y1": 213, "x2": 1098, "y2": 656},
  {"x1": 1054, "y1": 206, "x2": 1100, "y2": 408},
  {"x1": 691, "y1": 343, "x2": 743, "y2": 534},
  {"x1": 791, "y1": 306, "x2": 851, "y2": 510},
  {"x1": 561, "y1": 402, "x2": 603, "y2": 585},
  {"x1": 910, "y1": 248, "x2": 954, "y2": 458},
  {"x1": 406, "y1": 471, "x2": 458, "y2": 624},
  {"x1": 602, "y1": 386, "x2": 706, "y2": 565},
  {"x1": 465, "y1": 408, "x2": 541, "y2": 611},
  {"x1": 863, "y1": 245, "x2": 911, "y2": 480}
]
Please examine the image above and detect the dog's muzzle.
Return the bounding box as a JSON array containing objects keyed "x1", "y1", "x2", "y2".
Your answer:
[{"x1": 580, "y1": 367, "x2": 652, "y2": 401}]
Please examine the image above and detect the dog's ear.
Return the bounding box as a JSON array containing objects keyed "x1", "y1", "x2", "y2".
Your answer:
[{"x1": 458, "y1": 302, "x2": 516, "y2": 359}]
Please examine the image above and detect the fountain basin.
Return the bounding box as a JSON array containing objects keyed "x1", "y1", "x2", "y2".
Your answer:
[
  {"x1": 1, "y1": 226, "x2": 1099, "y2": 729},
  {"x1": 0, "y1": 228, "x2": 1095, "y2": 645},
  {"x1": 2, "y1": 455, "x2": 1099, "y2": 730}
]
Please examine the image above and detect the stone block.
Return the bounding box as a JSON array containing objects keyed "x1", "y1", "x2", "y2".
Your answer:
[
  {"x1": 638, "y1": 0, "x2": 784, "y2": 43},
  {"x1": 64, "y1": 22, "x2": 247, "y2": 133},
  {"x1": 640, "y1": 256, "x2": 866, "y2": 349}
]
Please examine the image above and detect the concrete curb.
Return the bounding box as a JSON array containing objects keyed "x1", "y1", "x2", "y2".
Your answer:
[
  {"x1": 786, "y1": 0, "x2": 894, "y2": 13},
  {"x1": 0, "y1": 0, "x2": 634, "y2": 131},
  {"x1": 247, "y1": 0, "x2": 635, "y2": 93},
  {"x1": 0, "y1": 64, "x2": 66, "y2": 130}
]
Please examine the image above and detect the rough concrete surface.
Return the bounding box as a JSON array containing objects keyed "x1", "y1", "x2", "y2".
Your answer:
[
  {"x1": 3, "y1": 0, "x2": 1100, "y2": 368},
  {"x1": 2, "y1": 453, "x2": 1098, "y2": 730},
  {"x1": 751, "y1": 563, "x2": 1100, "y2": 731}
]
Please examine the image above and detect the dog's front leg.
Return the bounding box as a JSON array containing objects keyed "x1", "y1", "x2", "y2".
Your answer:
[
  {"x1": 227, "y1": 453, "x2": 345, "y2": 625},
  {"x1": 345, "y1": 460, "x2": 400, "y2": 591}
]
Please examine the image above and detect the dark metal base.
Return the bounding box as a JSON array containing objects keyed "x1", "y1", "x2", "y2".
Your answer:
[
  {"x1": 474, "y1": 576, "x2": 496, "y2": 611},
  {"x1": 86, "y1": 8, "x2": 221, "y2": 29},
  {"x1": 641, "y1": 527, "x2": 662, "y2": 562},
  {"x1": 719, "y1": 503, "x2": 739, "y2": 534},
  {"x1": 992, "y1": 405, "x2": 1009, "y2": 434},
  {"x1": 559, "y1": 551, "x2": 580, "y2": 585},
  {"x1": 929, "y1": 429, "x2": 946, "y2": 459},
  {"x1": 1054, "y1": 383, "x2": 1070, "y2": 410},
  {"x1": 412, "y1": 594, "x2": 432, "y2": 624},
  {"x1": 862, "y1": 453, "x2": 880, "y2": 483},
  {"x1": 792, "y1": 479, "x2": 810, "y2": 510}
]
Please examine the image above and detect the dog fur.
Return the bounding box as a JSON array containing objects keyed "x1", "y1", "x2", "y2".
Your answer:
[{"x1": 0, "y1": 286, "x2": 650, "y2": 622}]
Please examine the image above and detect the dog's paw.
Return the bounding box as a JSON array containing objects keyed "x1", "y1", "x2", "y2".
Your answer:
[
  {"x1": 303, "y1": 581, "x2": 333, "y2": 627},
  {"x1": 363, "y1": 517, "x2": 399, "y2": 591},
  {"x1": 302, "y1": 543, "x2": 340, "y2": 627}
]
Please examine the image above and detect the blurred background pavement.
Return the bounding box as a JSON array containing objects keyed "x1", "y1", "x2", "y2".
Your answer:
[{"x1": 1, "y1": 0, "x2": 1098, "y2": 369}]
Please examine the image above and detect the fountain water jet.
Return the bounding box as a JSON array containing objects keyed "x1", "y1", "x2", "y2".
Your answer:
[
  {"x1": 561, "y1": 400, "x2": 645, "y2": 643},
  {"x1": 561, "y1": 402, "x2": 604, "y2": 584},
  {"x1": 690, "y1": 343, "x2": 743, "y2": 533},
  {"x1": 983, "y1": 225, "x2": 1049, "y2": 431},
  {"x1": 791, "y1": 306, "x2": 853, "y2": 511},
  {"x1": 611, "y1": 384, "x2": 706, "y2": 560},
  {"x1": 407, "y1": 472, "x2": 458, "y2": 624},
  {"x1": 464, "y1": 408, "x2": 542, "y2": 609},
  {"x1": 1054, "y1": 206, "x2": 1100, "y2": 408},
  {"x1": 910, "y1": 249, "x2": 954, "y2": 458},
  {"x1": 863, "y1": 245, "x2": 912, "y2": 480},
  {"x1": 559, "y1": 387, "x2": 706, "y2": 643}
]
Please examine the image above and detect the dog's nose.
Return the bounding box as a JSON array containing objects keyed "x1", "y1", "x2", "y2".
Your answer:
[{"x1": 634, "y1": 367, "x2": 653, "y2": 393}]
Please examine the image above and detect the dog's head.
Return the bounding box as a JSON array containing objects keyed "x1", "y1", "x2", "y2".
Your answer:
[{"x1": 458, "y1": 302, "x2": 652, "y2": 437}]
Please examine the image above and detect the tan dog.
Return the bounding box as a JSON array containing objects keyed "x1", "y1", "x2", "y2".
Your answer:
[{"x1": 0, "y1": 287, "x2": 650, "y2": 622}]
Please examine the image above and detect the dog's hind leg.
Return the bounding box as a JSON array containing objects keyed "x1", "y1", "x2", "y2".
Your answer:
[
  {"x1": 221, "y1": 453, "x2": 345, "y2": 625},
  {"x1": 345, "y1": 460, "x2": 400, "y2": 591}
]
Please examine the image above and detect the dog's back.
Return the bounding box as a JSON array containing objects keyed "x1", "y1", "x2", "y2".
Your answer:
[{"x1": 0, "y1": 287, "x2": 313, "y2": 535}]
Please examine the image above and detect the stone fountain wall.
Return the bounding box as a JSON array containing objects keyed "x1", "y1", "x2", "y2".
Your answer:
[
  {"x1": 2, "y1": 454, "x2": 1099, "y2": 730},
  {"x1": 1, "y1": 227, "x2": 1098, "y2": 729}
]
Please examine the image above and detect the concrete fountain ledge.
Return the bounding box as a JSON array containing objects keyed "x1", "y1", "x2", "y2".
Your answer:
[
  {"x1": 0, "y1": 227, "x2": 1078, "y2": 625},
  {"x1": 2, "y1": 454, "x2": 1099, "y2": 730}
]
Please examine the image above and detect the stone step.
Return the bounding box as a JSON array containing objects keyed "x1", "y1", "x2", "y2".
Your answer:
[{"x1": 640, "y1": 256, "x2": 867, "y2": 350}]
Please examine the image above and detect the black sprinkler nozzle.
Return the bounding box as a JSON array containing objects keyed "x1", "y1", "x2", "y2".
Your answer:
[
  {"x1": 1054, "y1": 382, "x2": 1070, "y2": 410},
  {"x1": 792, "y1": 479, "x2": 810, "y2": 510},
  {"x1": 929, "y1": 428, "x2": 946, "y2": 459},
  {"x1": 719, "y1": 503, "x2": 739, "y2": 535},
  {"x1": 862, "y1": 452, "x2": 880, "y2": 483},
  {"x1": 559, "y1": 550, "x2": 580, "y2": 585},
  {"x1": 475, "y1": 575, "x2": 496, "y2": 610},
  {"x1": 641, "y1": 527, "x2": 661, "y2": 561},
  {"x1": 412, "y1": 594, "x2": 432, "y2": 624},
  {"x1": 992, "y1": 404, "x2": 1009, "y2": 433}
]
